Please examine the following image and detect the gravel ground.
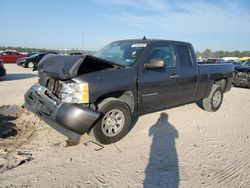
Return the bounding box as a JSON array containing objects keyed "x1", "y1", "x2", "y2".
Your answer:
[
  {"x1": 0, "y1": 64, "x2": 250, "y2": 187},
  {"x1": 0, "y1": 64, "x2": 37, "y2": 106}
]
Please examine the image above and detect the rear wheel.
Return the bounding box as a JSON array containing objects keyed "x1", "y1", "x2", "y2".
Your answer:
[
  {"x1": 201, "y1": 84, "x2": 223, "y2": 112},
  {"x1": 91, "y1": 98, "x2": 131, "y2": 144}
]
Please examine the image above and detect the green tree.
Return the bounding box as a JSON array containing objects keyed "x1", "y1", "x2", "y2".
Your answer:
[{"x1": 203, "y1": 49, "x2": 212, "y2": 58}]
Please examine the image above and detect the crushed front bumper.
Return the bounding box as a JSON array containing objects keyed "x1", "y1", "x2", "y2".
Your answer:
[
  {"x1": 24, "y1": 85, "x2": 100, "y2": 140},
  {"x1": 233, "y1": 71, "x2": 250, "y2": 88},
  {"x1": 233, "y1": 79, "x2": 250, "y2": 88}
]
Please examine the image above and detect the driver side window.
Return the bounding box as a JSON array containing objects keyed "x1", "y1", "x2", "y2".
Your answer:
[{"x1": 149, "y1": 45, "x2": 176, "y2": 68}]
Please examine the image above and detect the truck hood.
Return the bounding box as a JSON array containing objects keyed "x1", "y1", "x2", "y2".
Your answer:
[{"x1": 37, "y1": 54, "x2": 124, "y2": 80}]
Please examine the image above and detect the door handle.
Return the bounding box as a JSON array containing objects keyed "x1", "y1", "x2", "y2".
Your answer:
[{"x1": 170, "y1": 74, "x2": 179, "y2": 79}]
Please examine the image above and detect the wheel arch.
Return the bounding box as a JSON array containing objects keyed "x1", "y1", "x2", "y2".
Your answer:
[
  {"x1": 214, "y1": 78, "x2": 227, "y2": 92},
  {"x1": 95, "y1": 90, "x2": 135, "y2": 113}
]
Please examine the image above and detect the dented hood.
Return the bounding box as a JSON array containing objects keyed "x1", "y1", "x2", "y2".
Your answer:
[{"x1": 37, "y1": 54, "x2": 122, "y2": 80}]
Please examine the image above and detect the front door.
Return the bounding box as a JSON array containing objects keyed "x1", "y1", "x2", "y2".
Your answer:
[{"x1": 138, "y1": 43, "x2": 180, "y2": 114}]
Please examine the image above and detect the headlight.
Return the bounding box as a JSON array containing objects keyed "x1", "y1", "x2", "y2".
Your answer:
[{"x1": 61, "y1": 82, "x2": 89, "y2": 104}]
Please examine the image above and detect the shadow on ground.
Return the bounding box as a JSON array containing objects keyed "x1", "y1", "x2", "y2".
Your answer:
[
  {"x1": 0, "y1": 114, "x2": 18, "y2": 138},
  {"x1": 0, "y1": 73, "x2": 37, "y2": 81},
  {"x1": 144, "y1": 113, "x2": 179, "y2": 188},
  {"x1": 195, "y1": 100, "x2": 204, "y2": 110}
]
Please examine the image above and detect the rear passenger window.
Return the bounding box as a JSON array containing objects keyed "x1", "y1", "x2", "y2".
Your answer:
[
  {"x1": 149, "y1": 45, "x2": 176, "y2": 68},
  {"x1": 177, "y1": 45, "x2": 193, "y2": 67}
]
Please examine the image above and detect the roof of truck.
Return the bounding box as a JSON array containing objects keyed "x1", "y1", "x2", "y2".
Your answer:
[{"x1": 114, "y1": 39, "x2": 191, "y2": 45}]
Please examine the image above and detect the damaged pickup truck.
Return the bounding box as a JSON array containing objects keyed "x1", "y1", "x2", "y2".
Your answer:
[
  {"x1": 24, "y1": 39, "x2": 234, "y2": 144},
  {"x1": 233, "y1": 60, "x2": 250, "y2": 88}
]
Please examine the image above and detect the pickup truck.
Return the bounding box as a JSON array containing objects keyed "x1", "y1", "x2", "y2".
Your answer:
[{"x1": 24, "y1": 39, "x2": 234, "y2": 144}]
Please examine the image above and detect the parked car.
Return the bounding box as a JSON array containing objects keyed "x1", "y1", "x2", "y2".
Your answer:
[
  {"x1": 24, "y1": 39, "x2": 234, "y2": 144},
  {"x1": 226, "y1": 60, "x2": 240, "y2": 65},
  {"x1": 233, "y1": 60, "x2": 250, "y2": 87},
  {"x1": 17, "y1": 53, "x2": 47, "y2": 68},
  {"x1": 222, "y1": 57, "x2": 240, "y2": 64},
  {"x1": 206, "y1": 58, "x2": 225, "y2": 64},
  {"x1": 27, "y1": 52, "x2": 39, "y2": 57},
  {"x1": 0, "y1": 59, "x2": 6, "y2": 77},
  {"x1": 43, "y1": 51, "x2": 58, "y2": 55},
  {"x1": 70, "y1": 52, "x2": 83, "y2": 55},
  {"x1": 0, "y1": 51, "x2": 27, "y2": 63},
  {"x1": 240, "y1": 57, "x2": 250, "y2": 62},
  {"x1": 17, "y1": 52, "x2": 57, "y2": 68},
  {"x1": 196, "y1": 57, "x2": 206, "y2": 64}
]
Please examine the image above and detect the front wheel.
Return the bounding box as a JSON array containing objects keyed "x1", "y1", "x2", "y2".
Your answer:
[
  {"x1": 91, "y1": 98, "x2": 131, "y2": 145},
  {"x1": 201, "y1": 84, "x2": 224, "y2": 112}
]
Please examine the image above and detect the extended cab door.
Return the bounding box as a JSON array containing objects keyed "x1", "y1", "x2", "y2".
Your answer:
[
  {"x1": 138, "y1": 42, "x2": 180, "y2": 114},
  {"x1": 176, "y1": 44, "x2": 199, "y2": 104}
]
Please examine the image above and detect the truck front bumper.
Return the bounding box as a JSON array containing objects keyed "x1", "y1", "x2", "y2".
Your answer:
[
  {"x1": 24, "y1": 85, "x2": 100, "y2": 140},
  {"x1": 233, "y1": 78, "x2": 250, "y2": 88}
]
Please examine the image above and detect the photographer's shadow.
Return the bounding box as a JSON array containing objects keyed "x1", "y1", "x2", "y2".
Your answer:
[{"x1": 144, "y1": 113, "x2": 179, "y2": 188}]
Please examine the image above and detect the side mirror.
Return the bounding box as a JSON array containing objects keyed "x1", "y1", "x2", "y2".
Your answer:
[{"x1": 144, "y1": 58, "x2": 165, "y2": 69}]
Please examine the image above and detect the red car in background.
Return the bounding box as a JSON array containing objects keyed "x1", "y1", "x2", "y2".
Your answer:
[{"x1": 0, "y1": 51, "x2": 27, "y2": 63}]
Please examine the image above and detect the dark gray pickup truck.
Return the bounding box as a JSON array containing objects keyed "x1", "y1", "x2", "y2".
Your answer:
[{"x1": 24, "y1": 39, "x2": 234, "y2": 144}]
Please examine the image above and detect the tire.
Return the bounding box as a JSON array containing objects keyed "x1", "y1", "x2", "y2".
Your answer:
[
  {"x1": 27, "y1": 62, "x2": 34, "y2": 68},
  {"x1": 91, "y1": 98, "x2": 131, "y2": 145},
  {"x1": 22, "y1": 63, "x2": 27, "y2": 68},
  {"x1": 201, "y1": 84, "x2": 223, "y2": 112}
]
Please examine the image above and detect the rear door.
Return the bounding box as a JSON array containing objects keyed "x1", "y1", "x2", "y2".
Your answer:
[
  {"x1": 176, "y1": 44, "x2": 199, "y2": 104},
  {"x1": 138, "y1": 42, "x2": 180, "y2": 113}
]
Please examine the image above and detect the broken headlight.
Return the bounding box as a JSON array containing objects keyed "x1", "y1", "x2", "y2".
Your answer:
[{"x1": 61, "y1": 82, "x2": 89, "y2": 104}]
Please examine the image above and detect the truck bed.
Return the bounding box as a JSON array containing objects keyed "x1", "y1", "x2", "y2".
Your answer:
[{"x1": 196, "y1": 63, "x2": 234, "y2": 100}]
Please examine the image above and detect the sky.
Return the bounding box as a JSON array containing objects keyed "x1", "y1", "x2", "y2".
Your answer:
[{"x1": 0, "y1": 0, "x2": 249, "y2": 51}]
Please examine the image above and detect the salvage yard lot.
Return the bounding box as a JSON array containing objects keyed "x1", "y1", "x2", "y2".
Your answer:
[
  {"x1": 0, "y1": 64, "x2": 250, "y2": 187},
  {"x1": 0, "y1": 64, "x2": 37, "y2": 106}
]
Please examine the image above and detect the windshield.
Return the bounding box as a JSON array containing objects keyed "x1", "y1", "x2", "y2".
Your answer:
[
  {"x1": 93, "y1": 41, "x2": 147, "y2": 66},
  {"x1": 29, "y1": 53, "x2": 39, "y2": 58}
]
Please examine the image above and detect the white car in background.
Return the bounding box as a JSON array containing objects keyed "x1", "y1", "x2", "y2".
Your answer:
[{"x1": 222, "y1": 57, "x2": 241, "y2": 64}]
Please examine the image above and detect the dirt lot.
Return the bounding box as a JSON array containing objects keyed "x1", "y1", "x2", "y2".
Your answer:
[
  {"x1": 0, "y1": 64, "x2": 37, "y2": 106},
  {"x1": 0, "y1": 64, "x2": 250, "y2": 187}
]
